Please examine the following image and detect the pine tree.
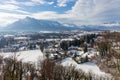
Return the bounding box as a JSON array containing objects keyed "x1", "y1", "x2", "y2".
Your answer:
[
  {"x1": 84, "y1": 43, "x2": 88, "y2": 53},
  {"x1": 85, "y1": 55, "x2": 89, "y2": 62}
]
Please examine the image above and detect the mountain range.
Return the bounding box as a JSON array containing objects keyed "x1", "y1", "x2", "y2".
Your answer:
[
  {"x1": 1, "y1": 17, "x2": 120, "y2": 31},
  {"x1": 3, "y1": 17, "x2": 80, "y2": 31}
]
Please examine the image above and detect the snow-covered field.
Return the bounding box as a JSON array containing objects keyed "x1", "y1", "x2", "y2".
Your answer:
[
  {"x1": 0, "y1": 50, "x2": 44, "y2": 63},
  {"x1": 61, "y1": 57, "x2": 110, "y2": 77}
]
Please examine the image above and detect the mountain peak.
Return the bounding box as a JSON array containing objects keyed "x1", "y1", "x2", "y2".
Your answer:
[
  {"x1": 25, "y1": 16, "x2": 33, "y2": 20},
  {"x1": 22, "y1": 17, "x2": 35, "y2": 22}
]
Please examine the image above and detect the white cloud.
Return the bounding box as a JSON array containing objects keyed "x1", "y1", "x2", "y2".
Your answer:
[
  {"x1": 0, "y1": 0, "x2": 120, "y2": 27},
  {"x1": 0, "y1": 0, "x2": 54, "y2": 27},
  {"x1": 20, "y1": 1, "x2": 35, "y2": 6},
  {"x1": 0, "y1": 4, "x2": 29, "y2": 14},
  {"x1": 19, "y1": 0, "x2": 54, "y2": 6},
  {"x1": 0, "y1": 12, "x2": 28, "y2": 26},
  {"x1": 64, "y1": 0, "x2": 120, "y2": 25},
  {"x1": 31, "y1": 0, "x2": 101, "y2": 25},
  {"x1": 48, "y1": 2, "x2": 54, "y2": 5},
  {"x1": 31, "y1": 0, "x2": 97, "y2": 25},
  {"x1": 0, "y1": 0, "x2": 18, "y2": 5},
  {"x1": 0, "y1": 1, "x2": 30, "y2": 14},
  {"x1": 32, "y1": 11, "x2": 71, "y2": 19},
  {"x1": 0, "y1": 0, "x2": 54, "y2": 6},
  {"x1": 57, "y1": 0, "x2": 74, "y2": 7},
  {"x1": 31, "y1": 0, "x2": 49, "y2": 4},
  {"x1": 32, "y1": 0, "x2": 54, "y2": 5},
  {"x1": 31, "y1": 11, "x2": 78, "y2": 25},
  {"x1": 0, "y1": 12, "x2": 27, "y2": 26},
  {"x1": 65, "y1": 0, "x2": 96, "y2": 25},
  {"x1": 0, "y1": 4, "x2": 20, "y2": 11}
]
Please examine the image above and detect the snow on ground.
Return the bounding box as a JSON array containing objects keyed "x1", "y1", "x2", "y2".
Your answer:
[
  {"x1": 46, "y1": 39, "x2": 60, "y2": 41},
  {"x1": 4, "y1": 34, "x2": 14, "y2": 38},
  {"x1": 76, "y1": 62, "x2": 105, "y2": 75},
  {"x1": 61, "y1": 57, "x2": 108, "y2": 76},
  {"x1": 39, "y1": 31, "x2": 60, "y2": 33},
  {"x1": 61, "y1": 57, "x2": 78, "y2": 66},
  {"x1": 14, "y1": 37, "x2": 30, "y2": 40},
  {"x1": 0, "y1": 50, "x2": 44, "y2": 63},
  {"x1": 61, "y1": 38, "x2": 74, "y2": 41}
]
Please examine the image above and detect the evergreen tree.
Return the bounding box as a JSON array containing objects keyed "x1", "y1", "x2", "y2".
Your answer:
[
  {"x1": 84, "y1": 43, "x2": 88, "y2": 53},
  {"x1": 85, "y1": 55, "x2": 89, "y2": 62}
]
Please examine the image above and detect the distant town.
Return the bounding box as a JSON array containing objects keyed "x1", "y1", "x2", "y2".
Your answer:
[{"x1": 0, "y1": 31, "x2": 98, "y2": 63}]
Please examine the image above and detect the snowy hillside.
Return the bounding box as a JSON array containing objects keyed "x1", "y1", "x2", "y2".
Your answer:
[
  {"x1": 0, "y1": 50, "x2": 44, "y2": 63},
  {"x1": 61, "y1": 57, "x2": 111, "y2": 78}
]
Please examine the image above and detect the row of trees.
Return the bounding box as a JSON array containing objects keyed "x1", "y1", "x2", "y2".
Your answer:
[{"x1": 60, "y1": 34, "x2": 96, "y2": 51}]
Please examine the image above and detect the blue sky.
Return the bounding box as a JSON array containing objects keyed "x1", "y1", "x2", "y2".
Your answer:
[
  {"x1": 0, "y1": 0, "x2": 120, "y2": 27},
  {"x1": 15, "y1": 0, "x2": 75, "y2": 13}
]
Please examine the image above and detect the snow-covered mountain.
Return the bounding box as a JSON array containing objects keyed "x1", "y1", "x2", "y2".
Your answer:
[
  {"x1": 1, "y1": 17, "x2": 120, "y2": 31},
  {"x1": 3, "y1": 17, "x2": 80, "y2": 31}
]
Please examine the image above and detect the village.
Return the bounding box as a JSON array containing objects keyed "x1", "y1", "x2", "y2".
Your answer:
[{"x1": 0, "y1": 31, "x2": 101, "y2": 64}]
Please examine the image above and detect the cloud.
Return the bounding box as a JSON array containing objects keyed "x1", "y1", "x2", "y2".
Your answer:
[
  {"x1": 57, "y1": 0, "x2": 74, "y2": 7},
  {"x1": 17, "y1": 0, "x2": 54, "y2": 6},
  {"x1": 65, "y1": 0, "x2": 96, "y2": 25},
  {"x1": 0, "y1": 11, "x2": 69, "y2": 27},
  {"x1": 32, "y1": 0, "x2": 120, "y2": 25},
  {"x1": 0, "y1": 0, "x2": 120, "y2": 27},
  {"x1": 0, "y1": 4, "x2": 29, "y2": 14},
  {"x1": 31, "y1": 0, "x2": 46, "y2": 4},
  {"x1": 32, "y1": 11, "x2": 71, "y2": 19},
  {"x1": 0, "y1": 0, "x2": 18, "y2": 5},
  {"x1": 66, "y1": 0, "x2": 120, "y2": 25},
  {"x1": 0, "y1": 1, "x2": 30, "y2": 14},
  {"x1": 0, "y1": 0, "x2": 54, "y2": 6},
  {"x1": 0, "y1": 4, "x2": 20, "y2": 11},
  {"x1": 48, "y1": 2, "x2": 54, "y2": 5},
  {"x1": 0, "y1": 0, "x2": 54, "y2": 27},
  {"x1": 0, "y1": 12, "x2": 28, "y2": 26}
]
